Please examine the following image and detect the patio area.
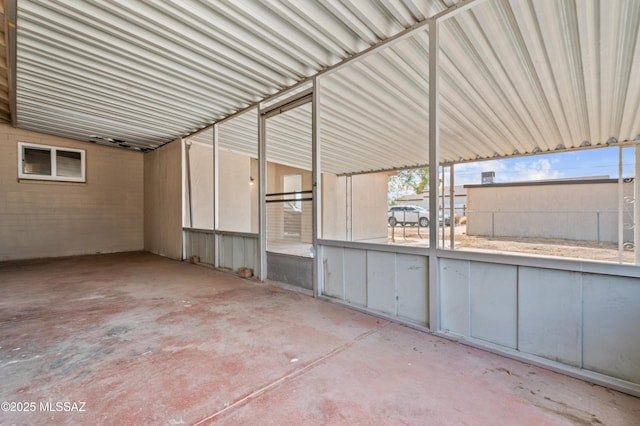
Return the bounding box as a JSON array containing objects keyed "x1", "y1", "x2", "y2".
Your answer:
[{"x1": 0, "y1": 252, "x2": 638, "y2": 425}]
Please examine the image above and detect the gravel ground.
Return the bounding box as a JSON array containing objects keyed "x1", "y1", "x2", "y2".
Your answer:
[{"x1": 388, "y1": 225, "x2": 636, "y2": 264}]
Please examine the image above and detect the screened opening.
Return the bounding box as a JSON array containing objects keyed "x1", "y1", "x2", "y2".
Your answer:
[
  {"x1": 448, "y1": 147, "x2": 638, "y2": 264},
  {"x1": 433, "y1": 0, "x2": 640, "y2": 264},
  {"x1": 265, "y1": 102, "x2": 313, "y2": 257},
  {"x1": 319, "y1": 30, "x2": 430, "y2": 246}
]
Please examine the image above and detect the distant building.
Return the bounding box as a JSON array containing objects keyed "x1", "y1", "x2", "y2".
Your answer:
[{"x1": 464, "y1": 177, "x2": 634, "y2": 243}]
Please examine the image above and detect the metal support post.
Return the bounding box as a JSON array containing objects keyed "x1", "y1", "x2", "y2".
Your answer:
[
  {"x1": 258, "y1": 108, "x2": 267, "y2": 280},
  {"x1": 213, "y1": 125, "x2": 220, "y2": 268},
  {"x1": 450, "y1": 164, "x2": 455, "y2": 249},
  {"x1": 441, "y1": 165, "x2": 445, "y2": 247},
  {"x1": 618, "y1": 146, "x2": 624, "y2": 263},
  {"x1": 428, "y1": 21, "x2": 440, "y2": 331},
  {"x1": 312, "y1": 77, "x2": 322, "y2": 296}
]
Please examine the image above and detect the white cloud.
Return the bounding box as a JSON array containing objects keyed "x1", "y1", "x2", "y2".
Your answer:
[
  {"x1": 448, "y1": 157, "x2": 562, "y2": 185},
  {"x1": 510, "y1": 158, "x2": 562, "y2": 181},
  {"x1": 449, "y1": 160, "x2": 507, "y2": 185}
]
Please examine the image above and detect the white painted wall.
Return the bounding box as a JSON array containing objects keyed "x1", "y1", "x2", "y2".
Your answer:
[
  {"x1": 352, "y1": 173, "x2": 389, "y2": 241},
  {"x1": 185, "y1": 142, "x2": 214, "y2": 229},
  {"x1": 0, "y1": 125, "x2": 143, "y2": 260},
  {"x1": 218, "y1": 150, "x2": 254, "y2": 232},
  {"x1": 322, "y1": 173, "x2": 347, "y2": 240},
  {"x1": 322, "y1": 172, "x2": 388, "y2": 242}
]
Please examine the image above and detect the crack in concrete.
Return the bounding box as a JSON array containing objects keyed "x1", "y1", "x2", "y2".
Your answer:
[{"x1": 192, "y1": 322, "x2": 388, "y2": 425}]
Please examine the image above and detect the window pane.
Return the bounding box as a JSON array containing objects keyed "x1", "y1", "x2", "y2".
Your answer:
[
  {"x1": 56, "y1": 150, "x2": 82, "y2": 177},
  {"x1": 23, "y1": 147, "x2": 51, "y2": 175}
]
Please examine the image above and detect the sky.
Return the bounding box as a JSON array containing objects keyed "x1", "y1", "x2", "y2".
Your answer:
[{"x1": 451, "y1": 146, "x2": 637, "y2": 186}]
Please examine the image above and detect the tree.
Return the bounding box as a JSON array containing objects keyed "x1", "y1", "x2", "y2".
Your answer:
[{"x1": 388, "y1": 167, "x2": 429, "y2": 204}]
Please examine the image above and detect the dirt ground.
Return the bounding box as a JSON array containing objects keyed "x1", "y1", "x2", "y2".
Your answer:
[{"x1": 388, "y1": 225, "x2": 636, "y2": 264}]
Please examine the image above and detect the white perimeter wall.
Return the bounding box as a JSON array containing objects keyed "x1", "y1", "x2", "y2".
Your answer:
[
  {"x1": 467, "y1": 182, "x2": 633, "y2": 242},
  {"x1": 0, "y1": 125, "x2": 143, "y2": 260}
]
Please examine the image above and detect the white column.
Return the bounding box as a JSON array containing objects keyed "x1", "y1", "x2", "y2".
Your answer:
[
  {"x1": 213, "y1": 125, "x2": 220, "y2": 268},
  {"x1": 450, "y1": 164, "x2": 455, "y2": 249},
  {"x1": 312, "y1": 76, "x2": 322, "y2": 296},
  {"x1": 428, "y1": 20, "x2": 440, "y2": 331},
  {"x1": 258, "y1": 108, "x2": 267, "y2": 280}
]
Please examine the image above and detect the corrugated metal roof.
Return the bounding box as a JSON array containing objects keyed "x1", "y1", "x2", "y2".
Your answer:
[
  {"x1": 15, "y1": 0, "x2": 451, "y2": 151},
  {"x1": 13, "y1": 0, "x2": 640, "y2": 173},
  {"x1": 0, "y1": 0, "x2": 13, "y2": 123},
  {"x1": 438, "y1": 0, "x2": 640, "y2": 164}
]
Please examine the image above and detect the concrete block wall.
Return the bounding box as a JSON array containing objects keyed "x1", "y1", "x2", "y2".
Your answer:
[
  {"x1": 144, "y1": 139, "x2": 182, "y2": 260},
  {"x1": 0, "y1": 125, "x2": 144, "y2": 261}
]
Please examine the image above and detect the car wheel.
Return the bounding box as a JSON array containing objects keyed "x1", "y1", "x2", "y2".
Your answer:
[
  {"x1": 419, "y1": 217, "x2": 429, "y2": 227},
  {"x1": 388, "y1": 217, "x2": 397, "y2": 227}
]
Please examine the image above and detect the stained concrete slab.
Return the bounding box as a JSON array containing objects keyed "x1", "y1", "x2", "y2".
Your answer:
[{"x1": 0, "y1": 252, "x2": 638, "y2": 425}]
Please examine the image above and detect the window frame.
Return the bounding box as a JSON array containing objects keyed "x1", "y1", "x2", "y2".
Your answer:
[{"x1": 18, "y1": 142, "x2": 86, "y2": 182}]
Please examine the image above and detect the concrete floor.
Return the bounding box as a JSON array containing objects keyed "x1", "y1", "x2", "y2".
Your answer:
[{"x1": 1, "y1": 253, "x2": 639, "y2": 425}]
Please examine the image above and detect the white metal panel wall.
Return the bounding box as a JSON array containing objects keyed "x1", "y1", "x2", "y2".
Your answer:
[
  {"x1": 396, "y1": 254, "x2": 429, "y2": 323},
  {"x1": 183, "y1": 229, "x2": 216, "y2": 266},
  {"x1": 583, "y1": 274, "x2": 640, "y2": 384},
  {"x1": 367, "y1": 251, "x2": 397, "y2": 314},
  {"x1": 439, "y1": 259, "x2": 470, "y2": 336},
  {"x1": 439, "y1": 257, "x2": 640, "y2": 387},
  {"x1": 321, "y1": 244, "x2": 428, "y2": 325},
  {"x1": 218, "y1": 234, "x2": 259, "y2": 273},
  {"x1": 344, "y1": 248, "x2": 368, "y2": 306},
  {"x1": 519, "y1": 268, "x2": 582, "y2": 367},
  {"x1": 323, "y1": 246, "x2": 345, "y2": 299},
  {"x1": 469, "y1": 262, "x2": 517, "y2": 348}
]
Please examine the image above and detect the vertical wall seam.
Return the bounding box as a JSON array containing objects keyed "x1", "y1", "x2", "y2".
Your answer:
[
  {"x1": 467, "y1": 260, "x2": 472, "y2": 338},
  {"x1": 515, "y1": 265, "x2": 520, "y2": 351},
  {"x1": 579, "y1": 272, "x2": 584, "y2": 369}
]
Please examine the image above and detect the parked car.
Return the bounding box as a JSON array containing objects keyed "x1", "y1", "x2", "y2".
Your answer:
[{"x1": 388, "y1": 205, "x2": 429, "y2": 227}]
